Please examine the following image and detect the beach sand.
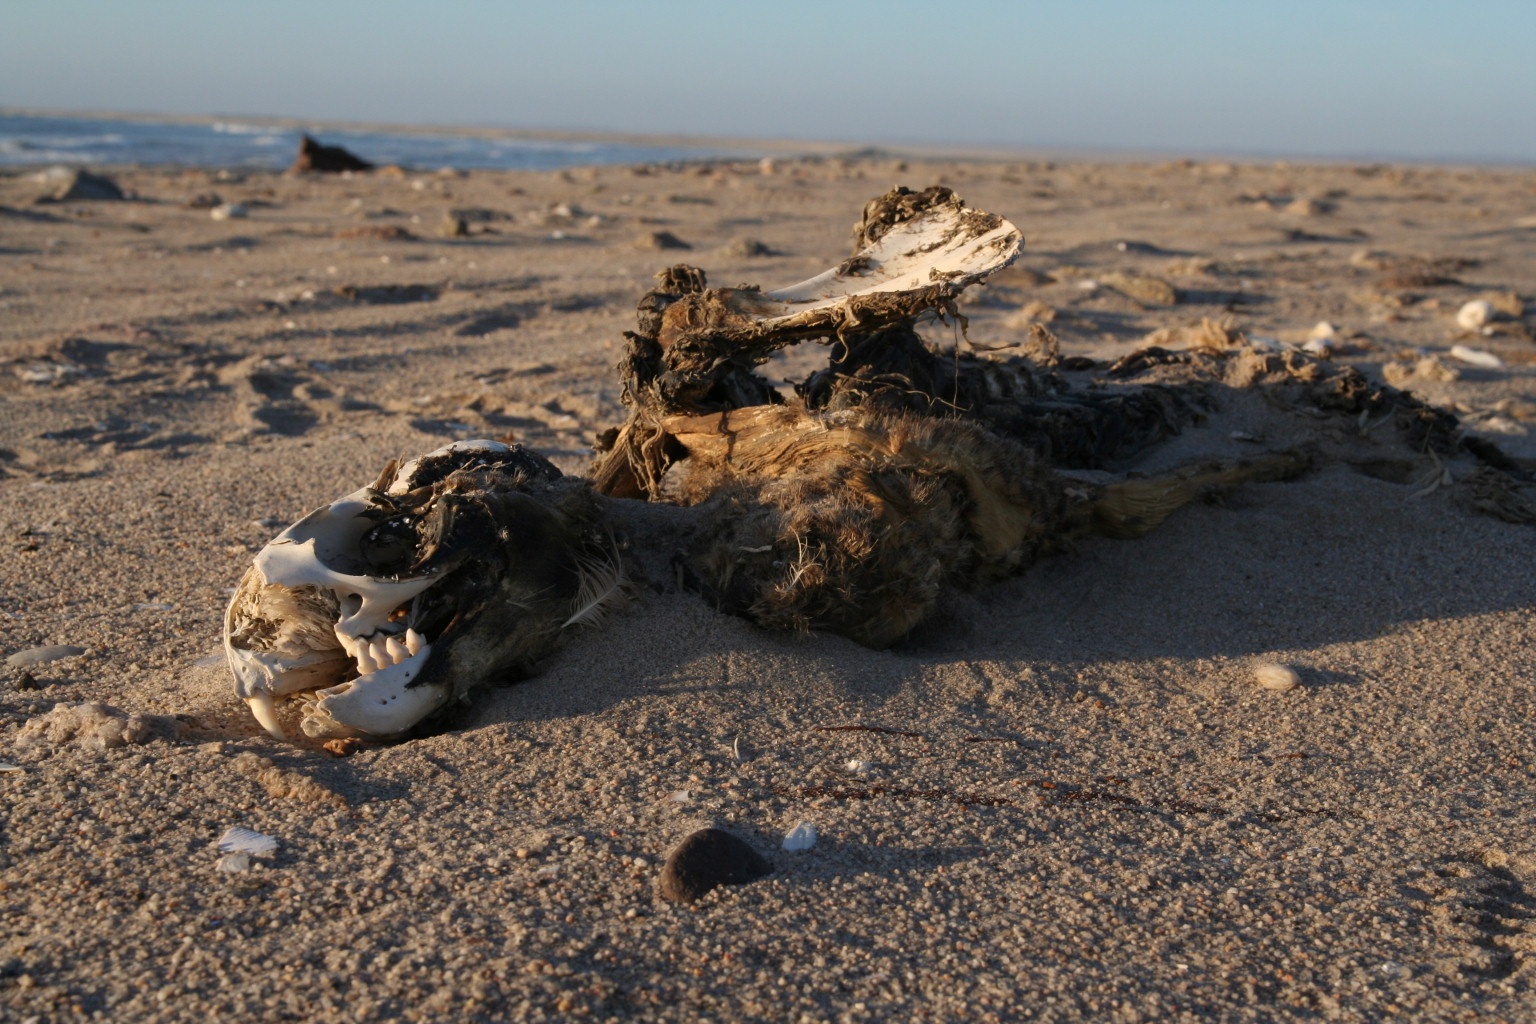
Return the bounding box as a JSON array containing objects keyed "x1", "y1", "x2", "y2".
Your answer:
[{"x1": 1, "y1": 153, "x2": 1535, "y2": 1021}]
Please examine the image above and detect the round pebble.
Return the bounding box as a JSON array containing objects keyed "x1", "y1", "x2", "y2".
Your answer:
[
  {"x1": 1254, "y1": 662, "x2": 1301, "y2": 692},
  {"x1": 1456, "y1": 299, "x2": 1494, "y2": 331},
  {"x1": 657, "y1": 828, "x2": 772, "y2": 904}
]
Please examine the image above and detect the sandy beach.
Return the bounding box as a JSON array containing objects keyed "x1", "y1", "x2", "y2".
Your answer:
[{"x1": 2, "y1": 151, "x2": 1535, "y2": 1022}]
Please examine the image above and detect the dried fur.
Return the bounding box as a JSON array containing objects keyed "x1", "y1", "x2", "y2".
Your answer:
[{"x1": 586, "y1": 187, "x2": 1529, "y2": 649}]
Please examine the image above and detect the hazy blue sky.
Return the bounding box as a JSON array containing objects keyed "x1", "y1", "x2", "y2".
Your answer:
[{"x1": 3, "y1": 0, "x2": 1533, "y2": 163}]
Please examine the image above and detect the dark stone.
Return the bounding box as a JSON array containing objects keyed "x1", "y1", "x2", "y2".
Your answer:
[
  {"x1": 289, "y1": 135, "x2": 374, "y2": 174},
  {"x1": 658, "y1": 828, "x2": 772, "y2": 903}
]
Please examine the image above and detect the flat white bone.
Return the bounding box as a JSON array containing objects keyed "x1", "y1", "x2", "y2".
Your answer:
[{"x1": 735, "y1": 203, "x2": 1021, "y2": 330}]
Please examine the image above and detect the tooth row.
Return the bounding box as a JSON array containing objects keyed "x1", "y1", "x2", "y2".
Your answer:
[{"x1": 339, "y1": 628, "x2": 426, "y2": 676}]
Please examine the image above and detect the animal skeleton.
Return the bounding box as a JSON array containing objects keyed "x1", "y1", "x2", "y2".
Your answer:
[{"x1": 226, "y1": 187, "x2": 1532, "y2": 741}]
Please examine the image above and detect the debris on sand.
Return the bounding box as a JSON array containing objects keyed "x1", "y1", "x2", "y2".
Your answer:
[
  {"x1": 35, "y1": 168, "x2": 125, "y2": 203},
  {"x1": 289, "y1": 134, "x2": 374, "y2": 174},
  {"x1": 13, "y1": 702, "x2": 179, "y2": 755},
  {"x1": 782, "y1": 822, "x2": 818, "y2": 852},
  {"x1": 658, "y1": 828, "x2": 773, "y2": 903},
  {"x1": 1253, "y1": 663, "x2": 1302, "y2": 692}
]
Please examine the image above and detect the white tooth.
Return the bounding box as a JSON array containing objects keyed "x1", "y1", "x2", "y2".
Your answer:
[
  {"x1": 246, "y1": 693, "x2": 286, "y2": 740},
  {"x1": 372, "y1": 636, "x2": 394, "y2": 668},
  {"x1": 405, "y1": 628, "x2": 424, "y2": 656},
  {"x1": 333, "y1": 627, "x2": 359, "y2": 659},
  {"x1": 386, "y1": 636, "x2": 409, "y2": 663},
  {"x1": 356, "y1": 645, "x2": 378, "y2": 675}
]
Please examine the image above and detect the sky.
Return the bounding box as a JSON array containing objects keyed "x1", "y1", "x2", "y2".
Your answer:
[{"x1": 3, "y1": 0, "x2": 1534, "y2": 164}]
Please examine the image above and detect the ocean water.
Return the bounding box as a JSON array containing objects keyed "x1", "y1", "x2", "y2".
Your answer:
[{"x1": 0, "y1": 113, "x2": 741, "y2": 172}]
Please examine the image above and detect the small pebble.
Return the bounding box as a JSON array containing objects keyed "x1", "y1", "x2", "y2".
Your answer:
[
  {"x1": 845, "y1": 759, "x2": 872, "y2": 774},
  {"x1": 1456, "y1": 299, "x2": 1494, "y2": 332},
  {"x1": 782, "y1": 821, "x2": 818, "y2": 852},
  {"x1": 215, "y1": 852, "x2": 252, "y2": 874},
  {"x1": 1254, "y1": 663, "x2": 1301, "y2": 692},
  {"x1": 658, "y1": 828, "x2": 772, "y2": 903},
  {"x1": 6, "y1": 645, "x2": 86, "y2": 668},
  {"x1": 1301, "y1": 337, "x2": 1334, "y2": 356},
  {"x1": 636, "y1": 231, "x2": 691, "y2": 251},
  {"x1": 210, "y1": 203, "x2": 249, "y2": 221}
]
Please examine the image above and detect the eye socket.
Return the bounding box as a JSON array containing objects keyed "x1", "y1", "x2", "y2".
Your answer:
[{"x1": 360, "y1": 516, "x2": 420, "y2": 576}]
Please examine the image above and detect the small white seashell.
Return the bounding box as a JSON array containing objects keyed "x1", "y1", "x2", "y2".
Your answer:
[
  {"x1": 782, "y1": 821, "x2": 818, "y2": 852},
  {"x1": 669, "y1": 790, "x2": 692, "y2": 805},
  {"x1": 215, "y1": 852, "x2": 252, "y2": 873},
  {"x1": 845, "y1": 759, "x2": 872, "y2": 774},
  {"x1": 1253, "y1": 663, "x2": 1301, "y2": 692},
  {"x1": 1448, "y1": 344, "x2": 1503, "y2": 369},
  {"x1": 1456, "y1": 299, "x2": 1495, "y2": 332},
  {"x1": 210, "y1": 203, "x2": 249, "y2": 221},
  {"x1": 0, "y1": 763, "x2": 22, "y2": 774},
  {"x1": 217, "y1": 826, "x2": 278, "y2": 856},
  {"x1": 1301, "y1": 337, "x2": 1334, "y2": 356},
  {"x1": 1308, "y1": 321, "x2": 1338, "y2": 341}
]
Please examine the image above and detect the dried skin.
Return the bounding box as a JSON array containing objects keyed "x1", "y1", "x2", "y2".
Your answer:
[{"x1": 589, "y1": 187, "x2": 1530, "y2": 651}]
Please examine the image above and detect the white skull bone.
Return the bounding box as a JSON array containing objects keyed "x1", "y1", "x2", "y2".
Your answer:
[{"x1": 225, "y1": 441, "x2": 617, "y2": 741}]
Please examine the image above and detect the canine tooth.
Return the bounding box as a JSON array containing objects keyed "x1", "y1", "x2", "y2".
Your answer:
[
  {"x1": 386, "y1": 636, "x2": 409, "y2": 663},
  {"x1": 245, "y1": 693, "x2": 286, "y2": 740},
  {"x1": 333, "y1": 627, "x2": 360, "y2": 659},
  {"x1": 405, "y1": 628, "x2": 424, "y2": 656}
]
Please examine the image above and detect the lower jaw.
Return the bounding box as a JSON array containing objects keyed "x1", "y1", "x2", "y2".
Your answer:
[
  {"x1": 247, "y1": 642, "x2": 440, "y2": 740},
  {"x1": 310, "y1": 641, "x2": 440, "y2": 738}
]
